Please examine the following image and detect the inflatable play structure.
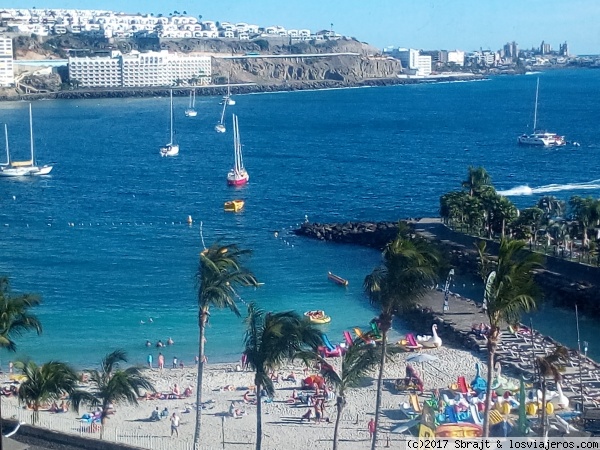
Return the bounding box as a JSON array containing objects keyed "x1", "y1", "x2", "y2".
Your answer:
[
  {"x1": 304, "y1": 310, "x2": 331, "y2": 324},
  {"x1": 417, "y1": 324, "x2": 443, "y2": 348},
  {"x1": 319, "y1": 333, "x2": 343, "y2": 357}
]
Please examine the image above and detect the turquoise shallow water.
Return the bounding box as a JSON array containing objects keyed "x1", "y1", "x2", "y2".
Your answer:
[{"x1": 1, "y1": 70, "x2": 600, "y2": 368}]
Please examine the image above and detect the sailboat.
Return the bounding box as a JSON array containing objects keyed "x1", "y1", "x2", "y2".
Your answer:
[
  {"x1": 0, "y1": 104, "x2": 53, "y2": 177},
  {"x1": 517, "y1": 78, "x2": 565, "y2": 147},
  {"x1": 160, "y1": 90, "x2": 179, "y2": 157},
  {"x1": 185, "y1": 89, "x2": 197, "y2": 117},
  {"x1": 221, "y1": 73, "x2": 236, "y2": 106},
  {"x1": 215, "y1": 98, "x2": 227, "y2": 133},
  {"x1": 226, "y1": 114, "x2": 249, "y2": 186}
]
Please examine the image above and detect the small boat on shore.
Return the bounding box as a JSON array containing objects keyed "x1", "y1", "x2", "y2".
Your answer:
[
  {"x1": 304, "y1": 310, "x2": 331, "y2": 324},
  {"x1": 224, "y1": 199, "x2": 244, "y2": 212},
  {"x1": 327, "y1": 271, "x2": 348, "y2": 286}
]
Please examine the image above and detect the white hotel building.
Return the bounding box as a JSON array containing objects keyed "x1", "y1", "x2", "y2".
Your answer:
[
  {"x1": 68, "y1": 50, "x2": 211, "y2": 88},
  {"x1": 0, "y1": 37, "x2": 14, "y2": 87}
]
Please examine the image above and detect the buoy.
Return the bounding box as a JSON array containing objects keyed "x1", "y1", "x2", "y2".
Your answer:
[{"x1": 187, "y1": 215, "x2": 193, "y2": 225}]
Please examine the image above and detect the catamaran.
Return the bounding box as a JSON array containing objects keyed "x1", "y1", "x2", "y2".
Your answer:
[
  {"x1": 160, "y1": 90, "x2": 179, "y2": 157},
  {"x1": 517, "y1": 78, "x2": 565, "y2": 147},
  {"x1": 0, "y1": 104, "x2": 53, "y2": 177},
  {"x1": 185, "y1": 89, "x2": 197, "y2": 117},
  {"x1": 226, "y1": 114, "x2": 249, "y2": 186},
  {"x1": 215, "y1": 97, "x2": 227, "y2": 133}
]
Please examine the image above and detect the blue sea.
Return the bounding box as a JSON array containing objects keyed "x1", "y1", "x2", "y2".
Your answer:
[{"x1": 1, "y1": 69, "x2": 600, "y2": 368}]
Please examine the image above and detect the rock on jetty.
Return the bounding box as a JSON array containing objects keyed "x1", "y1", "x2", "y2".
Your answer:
[{"x1": 293, "y1": 221, "x2": 400, "y2": 249}]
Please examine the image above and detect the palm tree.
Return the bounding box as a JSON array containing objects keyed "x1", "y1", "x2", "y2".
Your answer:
[
  {"x1": 320, "y1": 339, "x2": 380, "y2": 450},
  {"x1": 462, "y1": 166, "x2": 491, "y2": 197},
  {"x1": 193, "y1": 243, "x2": 259, "y2": 447},
  {"x1": 569, "y1": 196, "x2": 600, "y2": 248},
  {"x1": 477, "y1": 239, "x2": 543, "y2": 437},
  {"x1": 364, "y1": 235, "x2": 438, "y2": 450},
  {"x1": 0, "y1": 276, "x2": 42, "y2": 351},
  {"x1": 71, "y1": 350, "x2": 154, "y2": 438},
  {"x1": 243, "y1": 303, "x2": 321, "y2": 450},
  {"x1": 16, "y1": 360, "x2": 79, "y2": 424},
  {"x1": 0, "y1": 276, "x2": 42, "y2": 439},
  {"x1": 536, "y1": 346, "x2": 568, "y2": 438}
]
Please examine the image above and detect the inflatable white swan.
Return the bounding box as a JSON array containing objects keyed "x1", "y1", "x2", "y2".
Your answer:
[
  {"x1": 555, "y1": 382, "x2": 569, "y2": 409},
  {"x1": 417, "y1": 324, "x2": 442, "y2": 348}
]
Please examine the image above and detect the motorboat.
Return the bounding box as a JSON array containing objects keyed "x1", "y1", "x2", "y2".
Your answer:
[
  {"x1": 224, "y1": 199, "x2": 244, "y2": 212},
  {"x1": 517, "y1": 78, "x2": 565, "y2": 147},
  {"x1": 327, "y1": 271, "x2": 348, "y2": 286},
  {"x1": 0, "y1": 105, "x2": 53, "y2": 178},
  {"x1": 226, "y1": 114, "x2": 249, "y2": 186},
  {"x1": 304, "y1": 310, "x2": 331, "y2": 324},
  {"x1": 160, "y1": 90, "x2": 179, "y2": 157}
]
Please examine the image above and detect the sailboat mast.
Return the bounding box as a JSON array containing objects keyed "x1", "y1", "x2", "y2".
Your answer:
[
  {"x1": 170, "y1": 90, "x2": 174, "y2": 143},
  {"x1": 533, "y1": 78, "x2": 539, "y2": 131},
  {"x1": 29, "y1": 103, "x2": 34, "y2": 163},
  {"x1": 4, "y1": 123, "x2": 9, "y2": 165},
  {"x1": 220, "y1": 101, "x2": 227, "y2": 125},
  {"x1": 233, "y1": 114, "x2": 239, "y2": 170}
]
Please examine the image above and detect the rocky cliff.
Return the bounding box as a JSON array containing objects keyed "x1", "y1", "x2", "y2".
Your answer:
[{"x1": 214, "y1": 55, "x2": 401, "y2": 84}]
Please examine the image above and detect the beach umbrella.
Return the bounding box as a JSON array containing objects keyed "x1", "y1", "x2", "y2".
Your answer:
[{"x1": 406, "y1": 353, "x2": 439, "y2": 385}]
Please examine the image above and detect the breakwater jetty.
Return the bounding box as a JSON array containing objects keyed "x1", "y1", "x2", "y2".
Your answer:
[{"x1": 293, "y1": 220, "x2": 400, "y2": 249}]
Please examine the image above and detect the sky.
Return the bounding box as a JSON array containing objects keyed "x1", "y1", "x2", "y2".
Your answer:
[{"x1": 5, "y1": 0, "x2": 600, "y2": 54}]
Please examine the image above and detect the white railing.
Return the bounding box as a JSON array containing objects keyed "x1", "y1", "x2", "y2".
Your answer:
[{"x1": 2, "y1": 403, "x2": 197, "y2": 450}]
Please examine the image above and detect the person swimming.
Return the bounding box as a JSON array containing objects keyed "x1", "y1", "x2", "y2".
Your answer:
[
  {"x1": 156, "y1": 340, "x2": 164, "y2": 348},
  {"x1": 145, "y1": 340, "x2": 152, "y2": 347},
  {"x1": 167, "y1": 337, "x2": 174, "y2": 345}
]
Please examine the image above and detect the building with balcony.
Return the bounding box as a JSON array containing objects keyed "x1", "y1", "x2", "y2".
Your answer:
[
  {"x1": 68, "y1": 50, "x2": 211, "y2": 88},
  {"x1": 0, "y1": 36, "x2": 14, "y2": 86}
]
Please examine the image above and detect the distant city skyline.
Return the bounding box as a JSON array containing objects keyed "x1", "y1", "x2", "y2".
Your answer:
[{"x1": 3, "y1": 0, "x2": 600, "y2": 54}]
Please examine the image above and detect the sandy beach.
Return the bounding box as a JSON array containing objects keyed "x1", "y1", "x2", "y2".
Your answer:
[{"x1": 2, "y1": 345, "x2": 488, "y2": 449}]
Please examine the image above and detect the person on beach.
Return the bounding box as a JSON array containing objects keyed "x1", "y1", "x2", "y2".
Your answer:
[
  {"x1": 8, "y1": 361, "x2": 13, "y2": 374},
  {"x1": 368, "y1": 418, "x2": 376, "y2": 438},
  {"x1": 172, "y1": 356, "x2": 178, "y2": 368},
  {"x1": 147, "y1": 354, "x2": 153, "y2": 369},
  {"x1": 170, "y1": 412, "x2": 180, "y2": 437},
  {"x1": 172, "y1": 384, "x2": 180, "y2": 396},
  {"x1": 158, "y1": 353, "x2": 164, "y2": 370},
  {"x1": 195, "y1": 355, "x2": 199, "y2": 365}
]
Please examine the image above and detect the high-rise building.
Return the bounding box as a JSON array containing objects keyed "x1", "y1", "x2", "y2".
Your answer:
[
  {"x1": 0, "y1": 36, "x2": 14, "y2": 87},
  {"x1": 68, "y1": 50, "x2": 212, "y2": 88},
  {"x1": 540, "y1": 40, "x2": 551, "y2": 55},
  {"x1": 559, "y1": 41, "x2": 569, "y2": 56}
]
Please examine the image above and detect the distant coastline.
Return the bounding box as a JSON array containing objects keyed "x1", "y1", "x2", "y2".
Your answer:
[{"x1": 0, "y1": 74, "x2": 486, "y2": 102}]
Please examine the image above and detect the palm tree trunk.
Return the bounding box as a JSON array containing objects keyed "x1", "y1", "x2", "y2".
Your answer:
[
  {"x1": 333, "y1": 396, "x2": 344, "y2": 450},
  {"x1": 193, "y1": 307, "x2": 209, "y2": 446},
  {"x1": 482, "y1": 337, "x2": 496, "y2": 438},
  {"x1": 540, "y1": 380, "x2": 547, "y2": 438},
  {"x1": 370, "y1": 330, "x2": 387, "y2": 450},
  {"x1": 255, "y1": 380, "x2": 263, "y2": 450}
]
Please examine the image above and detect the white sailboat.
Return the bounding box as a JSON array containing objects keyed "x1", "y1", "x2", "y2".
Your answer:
[
  {"x1": 185, "y1": 89, "x2": 197, "y2": 117},
  {"x1": 227, "y1": 114, "x2": 249, "y2": 186},
  {"x1": 215, "y1": 98, "x2": 227, "y2": 133},
  {"x1": 517, "y1": 78, "x2": 565, "y2": 147},
  {"x1": 0, "y1": 104, "x2": 53, "y2": 177},
  {"x1": 160, "y1": 90, "x2": 179, "y2": 157},
  {"x1": 221, "y1": 73, "x2": 236, "y2": 106}
]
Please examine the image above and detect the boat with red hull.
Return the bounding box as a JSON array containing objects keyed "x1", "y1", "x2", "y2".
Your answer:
[{"x1": 227, "y1": 114, "x2": 249, "y2": 186}]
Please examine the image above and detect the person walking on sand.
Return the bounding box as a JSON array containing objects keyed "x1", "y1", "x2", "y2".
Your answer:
[
  {"x1": 368, "y1": 418, "x2": 376, "y2": 439},
  {"x1": 172, "y1": 356, "x2": 178, "y2": 368},
  {"x1": 158, "y1": 352, "x2": 164, "y2": 370},
  {"x1": 170, "y1": 412, "x2": 180, "y2": 437},
  {"x1": 147, "y1": 354, "x2": 153, "y2": 369}
]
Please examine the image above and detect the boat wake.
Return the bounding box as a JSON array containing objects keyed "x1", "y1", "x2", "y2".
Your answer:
[{"x1": 498, "y1": 179, "x2": 600, "y2": 196}]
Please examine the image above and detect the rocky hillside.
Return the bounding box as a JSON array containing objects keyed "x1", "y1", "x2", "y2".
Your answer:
[{"x1": 214, "y1": 55, "x2": 401, "y2": 84}]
